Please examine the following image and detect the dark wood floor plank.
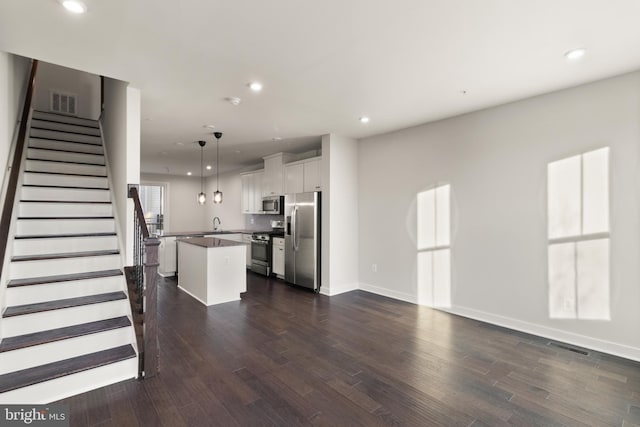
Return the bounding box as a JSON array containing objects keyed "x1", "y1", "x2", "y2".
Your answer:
[{"x1": 53, "y1": 273, "x2": 640, "y2": 426}]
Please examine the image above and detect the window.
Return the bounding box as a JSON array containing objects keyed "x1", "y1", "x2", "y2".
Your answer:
[
  {"x1": 417, "y1": 184, "x2": 451, "y2": 307},
  {"x1": 140, "y1": 184, "x2": 165, "y2": 235},
  {"x1": 547, "y1": 147, "x2": 610, "y2": 320}
]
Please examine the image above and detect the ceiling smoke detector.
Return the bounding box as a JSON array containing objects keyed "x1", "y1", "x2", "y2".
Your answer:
[{"x1": 226, "y1": 97, "x2": 242, "y2": 106}]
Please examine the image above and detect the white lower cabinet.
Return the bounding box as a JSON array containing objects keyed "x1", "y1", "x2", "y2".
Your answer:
[
  {"x1": 242, "y1": 234, "x2": 252, "y2": 268},
  {"x1": 272, "y1": 237, "x2": 284, "y2": 277},
  {"x1": 158, "y1": 237, "x2": 177, "y2": 277}
]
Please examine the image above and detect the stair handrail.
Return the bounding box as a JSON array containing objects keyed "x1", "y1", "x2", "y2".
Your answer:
[
  {"x1": 128, "y1": 185, "x2": 160, "y2": 378},
  {"x1": 0, "y1": 59, "x2": 38, "y2": 281}
]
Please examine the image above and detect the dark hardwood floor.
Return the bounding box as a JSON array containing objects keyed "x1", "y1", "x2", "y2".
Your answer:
[{"x1": 58, "y1": 273, "x2": 640, "y2": 426}]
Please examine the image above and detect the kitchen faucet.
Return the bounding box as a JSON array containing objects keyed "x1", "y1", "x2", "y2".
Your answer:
[{"x1": 213, "y1": 216, "x2": 221, "y2": 231}]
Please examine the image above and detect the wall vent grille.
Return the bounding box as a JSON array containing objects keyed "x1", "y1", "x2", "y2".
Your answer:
[{"x1": 50, "y1": 90, "x2": 78, "y2": 115}]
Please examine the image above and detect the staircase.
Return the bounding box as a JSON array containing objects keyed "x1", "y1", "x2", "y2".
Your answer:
[{"x1": 0, "y1": 110, "x2": 138, "y2": 404}]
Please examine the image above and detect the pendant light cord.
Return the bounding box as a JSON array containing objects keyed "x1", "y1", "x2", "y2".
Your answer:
[
  {"x1": 201, "y1": 144, "x2": 204, "y2": 192},
  {"x1": 216, "y1": 137, "x2": 220, "y2": 191}
]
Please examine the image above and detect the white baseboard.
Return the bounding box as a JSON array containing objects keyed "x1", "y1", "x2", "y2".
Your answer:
[
  {"x1": 320, "y1": 282, "x2": 359, "y2": 296},
  {"x1": 177, "y1": 285, "x2": 207, "y2": 306},
  {"x1": 356, "y1": 282, "x2": 640, "y2": 362},
  {"x1": 442, "y1": 305, "x2": 640, "y2": 362},
  {"x1": 358, "y1": 282, "x2": 418, "y2": 304}
]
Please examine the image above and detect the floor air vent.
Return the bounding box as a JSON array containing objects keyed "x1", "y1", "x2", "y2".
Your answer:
[
  {"x1": 50, "y1": 90, "x2": 77, "y2": 115},
  {"x1": 547, "y1": 341, "x2": 590, "y2": 356}
]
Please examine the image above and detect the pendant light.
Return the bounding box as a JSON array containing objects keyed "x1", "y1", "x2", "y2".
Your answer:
[
  {"x1": 213, "y1": 132, "x2": 223, "y2": 203},
  {"x1": 197, "y1": 140, "x2": 207, "y2": 205}
]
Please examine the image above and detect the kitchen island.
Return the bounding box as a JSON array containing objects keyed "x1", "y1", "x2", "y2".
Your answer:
[{"x1": 176, "y1": 237, "x2": 247, "y2": 306}]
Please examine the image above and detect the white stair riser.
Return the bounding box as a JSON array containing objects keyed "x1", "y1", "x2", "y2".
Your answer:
[
  {"x1": 31, "y1": 119, "x2": 101, "y2": 136},
  {"x1": 25, "y1": 159, "x2": 106, "y2": 176},
  {"x1": 6, "y1": 276, "x2": 123, "y2": 306},
  {"x1": 23, "y1": 172, "x2": 108, "y2": 188},
  {"x1": 0, "y1": 357, "x2": 137, "y2": 404},
  {"x1": 31, "y1": 111, "x2": 99, "y2": 128},
  {"x1": 2, "y1": 300, "x2": 130, "y2": 337},
  {"x1": 9, "y1": 255, "x2": 121, "y2": 279},
  {"x1": 29, "y1": 138, "x2": 104, "y2": 155},
  {"x1": 16, "y1": 218, "x2": 115, "y2": 235},
  {"x1": 19, "y1": 202, "x2": 113, "y2": 217},
  {"x1": 27, "y1": 148, "x2": 105, "y2": 165},
  {"x1": 0, "y1": 328, "x2": 132, "y2": 374},
  {"x1": 21, "y1": 186, "x2": 110, "y2": 202},
  {"x1": 30, "y1": 128, "x2": 102, "y2": 145},
  {"x1": 12, "y1": 235, "x2": 118, "y2": 256}
]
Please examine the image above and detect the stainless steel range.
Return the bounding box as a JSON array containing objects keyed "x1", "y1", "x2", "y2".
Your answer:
[
  {"x1": 250, "y1": 220, "x2": 285, "y2": 277},
  {"x1": 250, "y1": 232, "x2": 272, "y2": 276}
]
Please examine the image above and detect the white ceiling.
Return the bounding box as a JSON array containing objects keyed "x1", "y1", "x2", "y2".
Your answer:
[{"x1": 2, "y1": 0, "x2": 640, "y2": 175}]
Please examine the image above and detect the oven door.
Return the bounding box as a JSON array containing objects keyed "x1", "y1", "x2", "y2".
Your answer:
[{"x1": 251, "y1": 239, "x2": 271, "y2": 275}]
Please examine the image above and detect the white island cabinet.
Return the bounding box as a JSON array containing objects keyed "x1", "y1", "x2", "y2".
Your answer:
[{"x1": 177, "y1": 237, "x2": 247, "y2": 306}]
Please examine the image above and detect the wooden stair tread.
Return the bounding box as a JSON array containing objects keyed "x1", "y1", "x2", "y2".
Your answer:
[
  {"x1": 15, "y1": 232, "x2": 116, "y2": 239},
  {"x1": 31, "y1": 111, "x2": 100, "y2": 129},
  {"x1": 0, "y1": 345, "x2": 135, "y2": 394},
  {"x1": 24, "y1": 170, "x2": 107, "y2": 178},
  {"x1": 7, "y1": 269, "x2": 122, "y2": 288},
  {"x1": 22, "y1": 184, "x2": 109, "y2": 190},
  {"x1": 0, "y1": 317, "x2": 131, "y2": 353},
  {"x1": 20, "y1": 199, "x2": 111, "y2": 205},
  {"x1": 30, "y1": 126, "x2": 102, "y2": 138},
  {"x1": 18, "y1": 216, "x2": 114, "y2": 220},
  {"x1": 2, "y1": 291, "x2": 127, "y2": 318},
  {"x1": 26, "y1": 157, "x2": 105, "y2": 166},
  {"x1": 27, "y1": 146, "x2": 104, "y2": 156},
  {"x1": 12, "y1": 249, "x2": 120, "y2": 262},
  {"x1": 28, "y1": 136, "x2": 102, "y2": 147}
]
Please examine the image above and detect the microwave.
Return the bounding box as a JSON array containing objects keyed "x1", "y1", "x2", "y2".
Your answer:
[{"x1": 262, "y1": 195, "x2": 284, "y2": 214}]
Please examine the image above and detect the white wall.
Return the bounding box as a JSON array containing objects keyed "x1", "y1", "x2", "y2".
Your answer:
[
  {"x1": 102, "y1": 79, "x2": 140, "y2": 265},
  {"x1": 321, "y1": 134, "x2": 359, "y2": 296},
  {"x1": 33, "y1": 62, "x2": 100, "y2": 120},
  {"x1": 141, "y1": 173, "x2": 209, "y2": 232},
  {"x1": 140, "y1": 170, "x2": 247, "y2": 234},
  {"x1": 358, "y1": 71, "x2": 640, "y2": 360},
  {"x1": 205, "y1": 171, "x2": 244, "y2": 232}
]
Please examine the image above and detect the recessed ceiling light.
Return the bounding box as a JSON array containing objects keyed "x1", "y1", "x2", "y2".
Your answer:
[
  {"x1": 226, "y1": 97, "x2": 241, "y2": 106},
  {"x1": 175, "y1": 142, "x2": 184, "y2": 146},
  {"x1": 359, "y1": 116, "x2": 370, "y2": 123},
  {"x1": 187, "y1": 172, "x2": 192, "y2": 176},
  {"x1": 249, "y1": 82, "x2": 263, "y2": 92},
  {"x1": 203, "y1": 124, "x2": 215, "y2": 129},
  {"x1": 61, "y1": 0, "x2": 87, "y2": 14},
  {"x1": 206, "y1": 165, "x2": 212, "y2": 170},
  {"x1": 235, "y1": 150, "x2": 241, "y2": 154},
  {"x1": 565, "y1": 48, "x2": 586, "y2": 61},
  {"x1": 272, "y1": 137, "x2": 282, "y2": 141}
]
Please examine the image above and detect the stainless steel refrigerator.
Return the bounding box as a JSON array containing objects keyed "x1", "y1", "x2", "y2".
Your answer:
[{"x1": 285, "y1": 192, "x2": 321, "y2": 292}]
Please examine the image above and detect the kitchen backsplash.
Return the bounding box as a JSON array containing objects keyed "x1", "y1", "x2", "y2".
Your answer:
[{"x1": 244, "y1": 214, "x2": 284, "y2": 230}]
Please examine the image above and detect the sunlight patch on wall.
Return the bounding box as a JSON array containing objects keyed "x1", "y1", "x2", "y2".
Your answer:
[
  {"x1": 547, "y1": 147, "x2": 610, "y2": 320},
  {"x1": 417, "y1": 184, "x2": 451, "y2": 308}
]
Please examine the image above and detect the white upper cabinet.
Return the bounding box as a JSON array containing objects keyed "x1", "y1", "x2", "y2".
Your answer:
[
  {"x1": 284, "y1": 157, "x2": 322, "y2": 194},
  {"x1": 240, "y1": 170, "x2": 264, "y2": 214},
  {"x1": 303, "y1": 158, "x2": 321, "y2": 192},
  {"x1": 262, "y1": 153, "x2": 294, "y2": 197},
  {"x1": 284, "y1": 163, "x2": 304, "y2": 194}
]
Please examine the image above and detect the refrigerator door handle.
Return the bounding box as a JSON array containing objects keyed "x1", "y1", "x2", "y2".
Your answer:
[
  {"x1": 291, "y1": 206, "x2": 297, "y2": 251},
  {"x1": 291, "y1": 206, "x2": 298, "y2": 251}
]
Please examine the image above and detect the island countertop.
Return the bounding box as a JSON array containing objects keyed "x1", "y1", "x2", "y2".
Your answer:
[
  {"x1": 176, "y1": 236, "x2": 246, "y2": 248},
  {"x1": 157, "y1": 229, "x2": 271, "y2": 238}
]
